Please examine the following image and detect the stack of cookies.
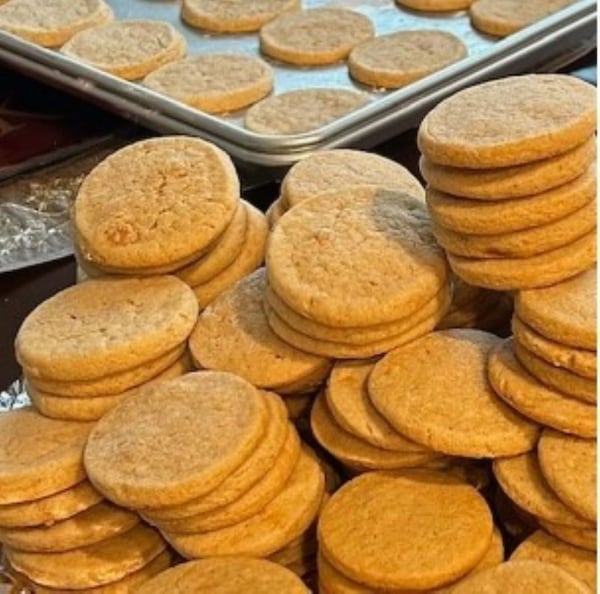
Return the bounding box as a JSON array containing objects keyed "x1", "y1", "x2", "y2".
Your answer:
[
  {"x1": 84, "y1": 372, "x2": 326, "y2": 562},
  {"x1": 265, "y1": 186, "x2": 451, "y2": 359},
  {"x1": 0, "y1": 408, "x2": 169, "y2": 591},
  {"x1": 419, "y1": 74, "x2": 597, "y2": 290},
  {"x1": 73, "y1": 137, "x2": 268, "y2": 309},
  {"x1": 16, "y1": 276, "x2": 198, "y2": 421},
  {"x1": 188, "y1": 269, "x2": 332, "y2": 420}
]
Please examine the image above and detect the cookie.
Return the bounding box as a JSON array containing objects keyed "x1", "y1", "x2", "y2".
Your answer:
[
  {"x1": 511, "y1": 531, "x2": 596, "y2": 591},
  {"x1": 61, "y1": 20, "x2": 186, "y2": 80},
  {"x1": 283, "y1": 393, "x2": 314, "y2": 420},
  {"x1": 432, "y1": 199, "x2": 596, "y2": 259},
  {"x1": 349, "y1": 30, "x2": 467, "y2": 89},
  {"x1": 267, "y1": 187, "x2": 448, "y2": 327},
  {"x1": 488, "y1": 339, "x2": 596, "y2": 437},
  {"x1": 540, "y1": 521, "x2": 597, "y2": 552},
  {"x1": 266, "y1": 197, "x2": 285, "y2": 229},
  {"x1": 512, "y1": 317, "x2": 596, "y2": 380},
  {"x1": 245, "y1": 89, "x2": 370, "y2": 135},
  {"x1": 369, "y1": 330, "x2": 540, "y2": 458},
  {"x1": 6, "y1": 524, "x2": 165, "y2": 590},
  {"x1": 74, "y1": 137, "x2": 239, "y2": 271},
  {"x1": 426, "y1": 164, "x2": 595, "y2": 235},
  {"x1": 143, "y1": 54, "x2": 273, "y2": 113},
  {"x1": 280, "y1": 149, "x2": 424, "y2": 209},
  {"x1": 0, "y1": 501, "x2": 139, "y2": 553},
  {"x1": 189, "y1": 269, "x2": 331, "y2": 391},
  {"x1": 318, "y1": 470, "x2": 493, "y2": 590},
  {"x1": 84, "y1": 372, "x2": 267, "y2": 508},
  {"x1": 181, "y1": 0, "x2": 300, "y2": 33},
  {"x1": 447, "y1": 231, "x2": 596, "y2": 290},
  {"x1": 260, "y1": 8, "x2": 374, "y2": 66},
  {"x1": 0, "y1": 409, "x2": 92, "y2": 505},
  {"x1": 418, "y1": 75, "x2": 597, "y2": 168},
  {"x1": 0, "y1": 0, "x2": 113, "y2": 47},
  {"x1": 16, "y1": 276, "x2": 197, "y2": 381},
  {"x1": 515, "y1": 268, "x2": 596, "y2": 350},
  {"x1": 396, "y1": 0, "x2": 472, "y2": 10},
  {"x1": 538, "y1": 430, "x2": 596, "y2": 522},
  {"x1": 470, "y1": 0, "x2": 577, "y2": 37},
  {"x1": 419, "y1": 136, "x2": 596, "y2": 200},
  {"x1": 163, "y1": 448, "x2": 325, "y2": 558},
  {"x1": 192, "y1": 203, "x2": 268, "y2": 309}
]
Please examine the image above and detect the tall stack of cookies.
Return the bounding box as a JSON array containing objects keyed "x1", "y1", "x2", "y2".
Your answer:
[
  {"x1": 419, "y1": 74, "x2": 596, "y2": 290},
  {"x1": 73, "y1": 137, "x2": 268, "y2": 309}
]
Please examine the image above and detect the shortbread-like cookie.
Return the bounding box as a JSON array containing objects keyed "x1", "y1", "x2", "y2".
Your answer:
[
  {"x1": 540, "y1": 521, "x2": 597, "y2": 552},
  {"x1": 182, "y1": 0, "x2": 300, "y2": 33},
  {"x1": 0, "y1": 0, "x2": 113, "y2": 47},
  {"x1": 418, "y1": 75, "x2": 597, "y2": 168},
  {"x1": 61, "y1": 20, "x2": 186, "y2": 80},
  {"x1": 349, "y1": 30, "x2": 466, "y2": 89},
  {"x1": 266, "y1": 197, "x2": 286, "y2": 228},
  {"x1": 396, "y1": 0, "x2": 472, "y2": 10},
  {"x1": 245, "y1": 89, "x2": 370, "y2": 135},
  {"x1": 144, "y1": 54, "x2": 273, "y2": 113},
  {"x1": 260, "y1": 8, "x2": 374, "y2": 66}
]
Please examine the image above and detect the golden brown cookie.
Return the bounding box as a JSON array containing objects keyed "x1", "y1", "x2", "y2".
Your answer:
[
  {"x1": 396, "y1": 0, "x2": 472, "y2": 10},
  {"x1": 266, "y1": 197, "x2": 286, "y2": 229},
  {"x1": 540, "y1": 521, "x2": 597, "y2": 552}
]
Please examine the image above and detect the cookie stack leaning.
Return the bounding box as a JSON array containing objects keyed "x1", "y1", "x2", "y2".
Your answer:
[
  {"x1": 419, "y1": 74, "x2": 597, "y2": 290},
  {"x1": 265, "y1": 186, "x2": 451, "y2": 359},
  {"x1": 16, "y1": 276, "x2": 197, "y2": 421},
  {"x1": 73, "y1": 136, "x2": 268, "y2": 309},
  {"x1": 0, "y1": 408, "x2": 169, "y2": 592},
  {"x1": 84, "y1": 371, "x2": 326, "y2": 563}
]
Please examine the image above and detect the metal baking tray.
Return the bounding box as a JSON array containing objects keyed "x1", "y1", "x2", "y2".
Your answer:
[{"x1": 0, "y1": 0, "x2": 596, "y2": 170}]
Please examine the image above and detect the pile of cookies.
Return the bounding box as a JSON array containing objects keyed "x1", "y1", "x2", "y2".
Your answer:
[
  {"x1": 0, "y1": 408, "x2": 169, "y2": 591},
  {"x1": 73, "y1": 137, "x2": 268, "y2": 309},
  {"x1": 16, "y1": 276, "x2": 197, "y2": 421},
  {"x1": 420, "y1": 74, "x2": 596, "y2": 290}
]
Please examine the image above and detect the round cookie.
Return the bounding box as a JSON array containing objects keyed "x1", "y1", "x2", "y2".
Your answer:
[
  {"x1": 447, "y1": 231, "x2": 596, "y2": 290},
  {"x1": 418, "y1": 74, "x2": 597, "y2": 168},
  {"x1": 266, "y1": 197, "x2": 286, "y2": 229},
  {"x1": 318, "y1": 470, "x2": 493, "y2": 590},
  {"x1": 349, "y1": 30, "x2": 467, "y2": 89},
  {"x1": 280, "y1": 149, "x2": 425, "y2": 209},
  {"x1": 16, "y1": 276, "x2": 198, "y2": 381},
  {"x1": 419, "y1": 136, "x2": 596, "y2": 200},
  {"x1": 426, "y1": 165, "x2": 595, "y2": 235},
  {"x1": 259, "y1": 8, "x2": 374, "y2": 66},
  {"x1": 540, "y1": 521, "x2": 597, "y2": 552},
  {"x1": 488, "y1": 339, "x2": 596, "y2": 438},
  {"x1": 470, "y1": 0, "x2": 578, "y2": 37},
  {"x1": 0, "y1": 0, "x2": 113, "y2": 47},
  {"x1": 492, "y1": 453, "x2": 589, "y2": 527},
  {"x1": 84, "y1": 372, "x2": 267, "y2": 508},
  {"x1": 267, "y1": 187, "x2": 448, "y2": 327},
  {"x1": 164, "y1": 448, "x2": 325, "y2": 558},
  {"x1": 61, "y1": 20, "x2": 186, "y2": 80},
  {"x1": 6, "y1": 524, "x2": 166, "y2": 590},
  {"x1": 144, "y1": 54, "x2": 273, "y2": 113},
  {"x1": 135, "y1": 557, "x2": 308, "y2": 594},
  {"x1": 515, "y1": 268, "x2": 596, "y2": 350},
  {"x1": 181, "y1": 0, "x2": 300, "y2": 33},
  {"x1": 369, "y1": 330, "x2": 540, "y2": 458},
  {"x1": 538, "y1": 430, "x2": 596, "y2": 522},
  {"x1": 189, "y1": 269, "x2": 331, "y2": 391},
  {"x1": 449, "y1": 560, "x2": 590, "y2": 594},
  {"x1": 396, "y1": 0, "x2": 472, "y2": 10},
  {"x1": 512, "y1": 317, "x2": 596, "y2": 380},
  {"x1": 0, "y1": 408, "x2": 92, "y2": 505},
  {"x1": 511, "y1": 531, "x2": 596, "y2": 591},
  {"x1": 74, "y1": 137, "x2": 239, "y2": 271},
  {"x1": 245, "y1": 89, "x2": 370, "y2": 135}
]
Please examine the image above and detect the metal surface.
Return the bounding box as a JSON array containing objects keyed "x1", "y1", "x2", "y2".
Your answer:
[{"x1": 0, "y1": 0, "x2": 596, "y2": 166}]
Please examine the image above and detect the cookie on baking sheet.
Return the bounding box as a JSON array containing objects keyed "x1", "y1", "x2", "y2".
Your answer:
[
  {"x1": 396, "y1": 0, "x2": 472, "y2": 10},
  {"x1": 182, "y1": 0, "x2": 300, "y2": 33},
  {"x1": 245, "y1": 89, "x2": 370, "y2": 135},
  {"x1": 349, "y1": 30, "x2": 467, "y2": 89},
  {"x1": 470, "y1": 0, "x2": 577, "y2": 37},
  {"x1": 144, "y1": 54, "x2": 273, "y2": 114},
  {"x1": 418, "y1": 75, "x2": 597, "y2": 168},
  {"x1": 0, "y1": 0, "x2": 113, "y2": 47},
  {"x1": 540, "y1": 521, "x2": 597, "y2": 552},
  {"x1": 260, "y1": 8, "x2": 374, "y2": 66},
  {"x1": 134, "y1": 557, "x2": 308, "y2": 594}
]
